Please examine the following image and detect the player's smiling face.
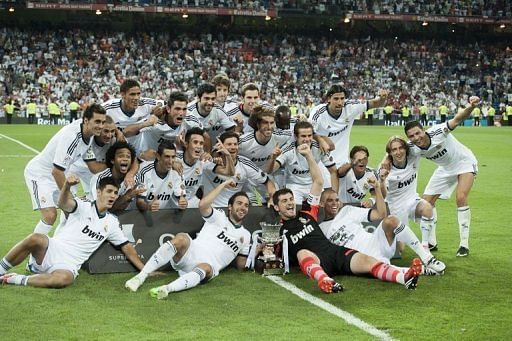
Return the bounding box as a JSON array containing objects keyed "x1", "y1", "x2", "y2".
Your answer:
[
  {"x1": 351, "y1": 151, "x2": 369, "y2": 173},
  {"x1": 229, "y1": 195, "x2": 250, "y2": 224},
  {"x1": 215, "y1": 85, "x2": 229, "y2": 104},
  {"x1": 223, "y1": 137, "x2": 239, "y2": 159},
  {"x1": 199, "y1": 92, "x2": 216, "y2": 114},
  {"x1": 243, "y1": 90, "x2": 260, "y2": 113},
  {"x1": 113, "y1": 148, "x2": 132, "y2": 174},
  {"x1": 275, "y1": 192, "x2": 296, "y2": 220},
  {"x1": 99, "y1": 123, "x2": 116, "y2": 144},
  {"x1": 406, "y1": 126, "x2": 428, "y2": 148},
  {"x1": 295, "y1": 128, "x2": 313, "y2": 147},
  {"x1": 97, "y1": 185, "x2": 119, "y2": 210},
  {"x1": 84, "y1": 113, "x2": 106, "y2": 138},
  {"x1": 121, "y1": 86, "x2": 141, "y2": 112},
  {"x1": 257, "y1": 116, "x2": 275, "y2": 138},
  {"x1": 328, "y1": 92, "x2": 346, "y2": 114},
  {"x1": 157, "y1": 148, "x2": 176, "y2": 171},
  {"x1": 167, "y1": 100, "x2": 187, "y2": 126},
  {"x1": 185, "y1": 134, "x2": 204, "y2": 160},
  {"x1": 389, "y1": 140, "x2": 407, "y2": 164},
  {"x1": 321, "y1": 191, "x2": 341, "y2": 219}
]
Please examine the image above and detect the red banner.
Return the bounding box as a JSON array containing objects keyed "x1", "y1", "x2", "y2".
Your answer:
[{"x1": 350, "y1": 13, "x2": 511, "y2": 25}]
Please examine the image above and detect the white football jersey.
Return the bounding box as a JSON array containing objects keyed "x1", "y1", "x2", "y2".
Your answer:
[
  {"x1": 176, "y1": 152, "x2": 205, "y2": 204},
  {"x1": 195, "y1": 209, "x2": 251, "y2": 270},
  {"x1": 137, "y1": 120, "x2": 184, "y2": 153},
  {"x1": 310, "y1": 100, "x2": 368, "y2": 165},
  {"x1": 407, "y1": 122, "x2": 477, "y2": 169},
  {"x1": 89, "y1": 168, "x2": 129, "y2": 201},
  {"x1": 238, "y1": 130, "x2": 291, "y2": 170},
  {"x1": 202, "y1": 155, "x2": 269, "y2": 207},
  {"x1": 136, "y1": 160, "x2": 184, "y2": 209},
  {"x1": 52, "y1": 197, "x2": 128, "y2": 269},
  {"x1": 276, "y1": 141, "x2": 336, "y2": 186},
  {"x1": 339, "y1": 167, "x2": 376, "y2": 204},
  {"x1": 209, "y1": 100, "x2": 239, "y2": 142},
  {"x1": 184, "y1": 102, "x2": 235, "y2": 133},
  {"x1": 25, "y1": 119, "x2": 92, "y2": 175},
  {"x1": 319, "y1": 205, "x2": 371, "y2": 247},
  {"x1": 384, "y1": 154, "x2": 421, "y2": 208}
]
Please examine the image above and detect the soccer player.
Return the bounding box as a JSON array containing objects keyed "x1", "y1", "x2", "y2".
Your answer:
[
  {"x1": 267, "y1": 121, "x2": 338, "y2": 203},
  {"x1": 24, "y1": 104, "x2": 107, "y2": 235},
  {"x1": 230, "y1": 82, "x2": 263, "y2": 134},
  {"x1": 210, "y1": 74, "x2": 240, "y2": 141},
  {"x1": 135, "y1": 141, "x2": 187, "y2": 212},
  {"x1": 125, "y1": 179, "x2": 251, "y2": 299},
  {"x1": 337, "y1": 145, "x2": 377, "y2": 207},
  {"x1": 202, "y1": 131, "x2": 275, "y2": 207},
  {"x1": 404, "y1": 96, "x2": 480, "y2": 257},
  {"x1": 89, "y1": 141, "x2": 144, "y2": 212},
  {"x1": 310, "y1": 84, "x2": 389, "y2": 166},
  {"x1": 183, "y1": 83, "x2": 236, "y2": 150},
  {"x1": 0, "y1": 176, "x2": 145, "y2": 288},
  {"x1": 238, "y1": 105, "x2": 291, "y2": 204},
  {"x1": 134, "y1": 91, "x2": 188, "y2": 159},
  {"x1": 102, "y1": 79, "x2": 163, "y2": 146},
  {"x1": 272, "y1": 143, "x2": 423, "y2": 293}
]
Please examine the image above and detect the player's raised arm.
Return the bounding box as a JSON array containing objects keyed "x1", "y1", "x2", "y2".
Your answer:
[
  {"x1": 198, "y1": 178, "x2": 236, "y2": 217},
  {"x1": 368, "y1": 89, "x2": 389, "y2": 109},
  {"x1": 298, "y1": 143, "x2": 323, "y2": 197},
  {"x1": 58, "y1": 175, "x2": 80, "y2": 213},
  {"x1": 123, "y1": 115, "x2": 159, "y2": 137},
  {"x1": 448, "y1": 96, "x2": 481, "y2": 129}
]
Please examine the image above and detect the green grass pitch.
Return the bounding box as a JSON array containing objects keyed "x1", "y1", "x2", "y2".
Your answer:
[{"x1": 0, "y1": 124, "x2": 511, "y2": 340}]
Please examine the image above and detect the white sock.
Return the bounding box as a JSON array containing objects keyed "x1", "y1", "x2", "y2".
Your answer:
[
  {"x1": 34, "y1": 220, "x2": 53, "y2": 235},
  {"x1": 140, "y1": 241, "x2": 177, "y2": 279},
  {"x1": 457, "y1": 206, "x2": 470, "y2": 248},
  {"x1": 166, "y1": 267, "x2": 206, "y2": 293},
  {"x1": 394, "y1": 223, "x2": 431, "y2": 264},
  {"x1": 5, "y1": 274, "x2": 29, "y2": 286},
  {"x1": 0, "y1": 258, "x2": 13, "y2": 275},
  {"x1": 429, "y1": 207, "x2": 438, "y2": 246},
  {"x1": 420, "y1": 216, "x2": 433, "y2": 248}
]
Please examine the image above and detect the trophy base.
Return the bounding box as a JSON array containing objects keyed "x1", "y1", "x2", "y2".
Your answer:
[{"x1": 255, "y1": 259, "x2": 284, "y2": 276}]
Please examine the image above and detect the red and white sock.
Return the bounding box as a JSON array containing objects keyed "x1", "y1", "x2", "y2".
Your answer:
[
  {"x1": 299, "y1": 256, "x2": 329, "y2": 283},
  {"x1": 370, "y1": 262, "x2": 405, "y2": 285}
]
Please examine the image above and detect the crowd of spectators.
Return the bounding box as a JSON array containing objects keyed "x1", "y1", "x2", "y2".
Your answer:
[
  {"x1": 23, "y1": 0, "x2": 512, "y2": 18},
  {"x1": 1, "y1": 27, "x2": 511, "y2": 118}
]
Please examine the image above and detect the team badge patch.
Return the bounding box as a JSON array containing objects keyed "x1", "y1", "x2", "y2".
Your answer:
[
  {"x1": 235, "y1": 173, "x2": 241, "y2": 181},
  {"x1": 167, "y1": 181, "x2": 173, "y2": 189},
  {"x1": 104, "y1": 224, "x2": 108, "y2": 232},
  {"x1": 195, "y1": 167, "x2": 201, "y2": 175}
]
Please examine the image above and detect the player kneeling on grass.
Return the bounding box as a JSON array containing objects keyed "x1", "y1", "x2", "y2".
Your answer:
[
  {"x1": 125, "y1": 179, "x2": 251, "y2": 299},
  {"x1": 0, "y1": 176, "x2": 146, "y2": 288},
  {"x1": 274, "y1": 143, "x2": 422, "y2": 293}
]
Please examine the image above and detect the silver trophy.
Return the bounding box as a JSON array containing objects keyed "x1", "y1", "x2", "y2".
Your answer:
[{"x1": 256, "y1": 222, "x2": 284, "y2": 275}]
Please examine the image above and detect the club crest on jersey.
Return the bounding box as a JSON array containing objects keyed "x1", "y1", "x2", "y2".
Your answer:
[
  {"x1": 167, "y1": 181, "x2": 173, "y2": 189},
  {"x1": 195, "y1": 167, "x2": 201, "y2": 175},
  {"x1": 104, "y1": 224, "x2": 108, "y2": 232},
  {"x1": 235, "y1": 173, "x2": 241, "y2": 181},
  {"x1": 443, "y1": 127, "x2": 449, "y2": 133}
]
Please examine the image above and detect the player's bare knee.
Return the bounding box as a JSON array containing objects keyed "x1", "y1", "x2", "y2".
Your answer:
[
  {"x1": 41, "y1": 208, "x2": 57, "y2": 225},
  {"x1": 48, "y1": 272, "x2": 74, "y2": 289},
  {"x1": 383, "y1": 215, "x2": 400, "y2": 229},
  {"x1": 197, "y1": 263, "x2": 213, "y2": 279},
  {"x1": 297, "y1": 249, "x2": 317, "y2": 262},
  {"x1": 26, "y1": 233, "x2": 46, "y2": 248},
  {"x1": 172, "y1": 233, "x2": 190, "y2": 251},
  {"x1": 456, "y1": 194, "x2": 468, "y2": 207}
]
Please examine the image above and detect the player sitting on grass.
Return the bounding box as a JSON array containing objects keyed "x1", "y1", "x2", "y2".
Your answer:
[
  {"x1": 274, "y1": 143, "x2": 422, "y2": 293},
  {"x1": 125, "y1": 179, "x2": 251, "y2": 299},
  {"x1": 0, "y1": 176, "x2": 146, "y2": 288}
]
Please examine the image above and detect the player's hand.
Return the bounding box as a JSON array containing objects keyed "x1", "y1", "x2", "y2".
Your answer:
[
  {"x1": 297, "y1": 114, "x2": 308, "y2": 122},
  {"x1": 361, "y1": 200, "x2": 374, "y2": 208},
  {"x1": 201, "y1": 152, "x2": 213, "y2": 162},
  {"x1": 223, "y1": 178, "x2": 237, "y2": 188},
  {"x1": 377, "y1": 89, "x2": 389, "y2": 100},
  {"x1": 468, "y1": 96, "x2": 481, "y2": 107},
  {"x1": 318, "y1": 138, "x2": 330, "y2": 155},
  {"x1": 213, "y1": 156, "x2": 224, "y2": 166},
  {"x1": 65, "y1": 174, "x2": 80, "y2": 186},
  {"x1": 124, "y1": 175, "x2": 136, "y2": 189},
  {"x1": 271, "y1": 144, "x2": 282, "y2": 158},
  {"x1": 176, "y1": 130, "x2": 186, "y2": 148},
  {"x1": 232, "y1": 114, "x2": 244, "y2": 127},
  {"x1": 146, "y1": 114, "x2": 159, "y2": 127},
  {"x1": 148, "y1": 199, "x2": 160, "y2": 212},
  {"x1": 380, "y1": 157, "x2": 392, "y2": 172},
  {"x1": 367, "y1": 176, "x2": 379, "y2": 189},
  {"x1": 297, "y1": 143, "x2": 311, "y2": 155},
  {"x1": 172, "y1": 160, "x2": 184, "y2": 175},
  {"x1": 213, "y1": 138, "x2": 230, "y2": 156},
  {"x1": 178, "y1": 195, "x2": 188, "y2": 210},
  {"x1": 151, "y1": 106, "x2": 164, "y2": 118},
  {"x1": 379, "y1": 168, "x2": 389, "y2": 181}
]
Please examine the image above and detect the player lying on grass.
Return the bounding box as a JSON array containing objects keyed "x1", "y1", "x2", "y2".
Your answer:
[
  {"x1": 125, "y1": 179, "x2": 251, "y2": 299},
  {"x1": 273, "y1": 143, "x2": 422, "y2": 293},
  {"x1": 0, "y1": 176, "x2": 146, "y2": 288}
]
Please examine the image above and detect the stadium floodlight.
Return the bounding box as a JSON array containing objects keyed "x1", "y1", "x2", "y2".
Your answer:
[
  {"x1": 182, "y1": 13, "x2": 189, "y2": 19},
  {"x1": 96, "y1": 9, "x2": 102, "y2": 15},
  {"x1": 422, "y1": 21, "x2": 428, "y2": 26},
  {"x1": 500, "y1": 24, "x2": 506, "y2": 29},
  {"x1": 9, "y1": 7, "x2": 14, "y2": 13},
  {"x1": 344, "y1": 17, "x2": 350, "y2": 23},
  {"x1": 265, "y1": 15, "x2": 271, "y2": 21}
]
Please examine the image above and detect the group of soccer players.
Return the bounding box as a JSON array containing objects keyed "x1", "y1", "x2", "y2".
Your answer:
[{"x1": 0, "y1": 76, "x2": 480, "y2": 297}]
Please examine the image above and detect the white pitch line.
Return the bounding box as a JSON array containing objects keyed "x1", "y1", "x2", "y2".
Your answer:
[
  {"x1": 0, "y1": 155, "x2": 34, "y2": 158},
  {"x1": 0, "y1": 133, "x2": 40, "y2": 154},
  {"x1": 267, "y1": 276, "x2": 395, "y2": 341}
]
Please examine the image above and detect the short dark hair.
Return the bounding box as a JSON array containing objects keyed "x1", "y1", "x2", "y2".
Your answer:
[
  {"x1": 167, "y1": 91, "x2": 188, "y2": 108},
  {"x1": 275, "y1": 105, "x2": 291, "y2": 130},
  {"x1": 219, "y1": 131, "x2": 239, "y2": 144},
  {"x1": 212, "y1": 74, "x2": 231, "y2": 89},
  {"x1": 272, "y1": 188, "x2": 293, "y2": 206},
  {"x1": 97, "y1": 176, "x2": 119, "y2": 191},
  {"x1": 350, "y1": 145, "x2": 369, "y2": 159},
  {"x1": 185, "y1": 127, "x2": 205, "y2": 143},
  {"x1": 386, "y1": 136, "x2": 409, "y2": 156},
  {"x1": 106, "y1": 141, "x2": 136, "y2": 169},
  {"x1": 325, "y1": 84, "x2": 347, "y2": 98},
  {"x1": 404, "y1": 120, "x2": 423, "y2": 135},
  {"x1": 293, "y1": 121, "x2": 314, "y2": 137},
  {"x1": 228, "y1": 191, "x2": 249, "y2": 207},
  {"x1": 157, "y1": 140, "x2": 176, "y2": 156},
  {"x1": 83, "y1": 104, "x2": 106, "y2": 120},
  {"x1": 120, "y1": 79, "x2": 140, "y2": 93},
  {"x1": 240, "y1": 83, "x2": 259, "y2": 97},
  {"x1": 197, "y1": 83, "x2": 216, "y2": 98}
]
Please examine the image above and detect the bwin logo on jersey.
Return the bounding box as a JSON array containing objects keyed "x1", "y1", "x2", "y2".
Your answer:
[
  {"x1": 290, "y1": 224, "x2": 314, "y2": 244},
  {"x1": 292, "y1": 169, "x2": 310, "y2": 175},
  {"x1": 185, "y1": 178, "x2": 199, "y2": 186},
  {"x1": 427, "y1": 148, "x2": 447, "y2": 161},
  {"x1": 82, "y1": 225, "x2": 105, "y2": 241},
  {"x1": 347, "y1": 188, "x2": 365, "y2": 200},
  {"x1": 398, "y1": 173, "x2": 417, "y2": 188},
  {"x1": 217, "y1": 231, "x2": 239, "y2": 252}
]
